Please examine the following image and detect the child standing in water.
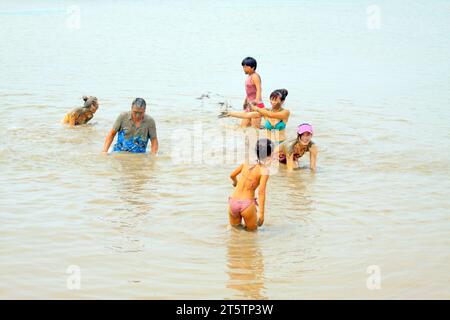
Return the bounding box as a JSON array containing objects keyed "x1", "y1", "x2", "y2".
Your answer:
[
  {"x1": 241, "y1": 57, "x2": 264, "y2": 128},
  {"x1": 228, "y1": 138, "x2": 273, "y2": 231}
]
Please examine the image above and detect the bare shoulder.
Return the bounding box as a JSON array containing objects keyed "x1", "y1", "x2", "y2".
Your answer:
[
  {"x1": 259, "y1": 165, "x2": 270, "y2": 176},
  {"x1": 252, "y1": 73, "x2": 261, "y2": 81},
  {"x1": 68, "y1": 106, "x2": 83, "y2": 115}
]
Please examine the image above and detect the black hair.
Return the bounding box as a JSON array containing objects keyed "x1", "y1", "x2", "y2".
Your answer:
[
  {"x1": 256, "y1": 138, "x2": 274, "y2": 161},
  {"x1": 132, "y1": 98, "x2": 146, "y2": 110},
  {"x1": 241, "y1": 57, "x2": 257, "y2": 70},
  {"x1": 270, "y1": 89, "x2": 288, "y2": 101}
]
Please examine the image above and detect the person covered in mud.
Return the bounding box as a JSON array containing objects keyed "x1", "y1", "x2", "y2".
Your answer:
[
  {"x1": 228, "y1": 138, "x2": 273, "y2": 231},
  {"x1": 277, "y1": 123, "x2": 318, "y2": 171},
  {"x1": 220, "y1": 89, "x2": 290, "y2": 145},
  {"x1": 241, "y1": 57, "x2": 264, "y2": 128},
  {"x1": 102, "y1": 98, "x2": 158, "y2": 155},
  {"x1": 62, "y1": 96, "x2": 99, "y2": 126}
]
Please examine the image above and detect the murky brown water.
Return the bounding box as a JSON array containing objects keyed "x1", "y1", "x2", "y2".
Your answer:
[{"x1": 0, "y1": 1, "x2": 449, "y2": 299}]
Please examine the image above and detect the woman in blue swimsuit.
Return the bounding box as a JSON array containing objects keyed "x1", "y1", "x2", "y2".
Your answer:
[{"x1": 221, "y1": 89, "x2": 290, "y2": 144}]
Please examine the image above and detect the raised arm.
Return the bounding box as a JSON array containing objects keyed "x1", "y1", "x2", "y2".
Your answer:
[
  {"x1": 309, "y1": 145, "x2": 318, "y2": 171},
  {"x1": 230, "y1": 163, "x2": 243, "y2": 186},
  {"x1": 102, "y1": 128, "x2": 117, "y2": 153},
  {"x1": 257, "y1": 171, "x2": 269, "y2": 226}
]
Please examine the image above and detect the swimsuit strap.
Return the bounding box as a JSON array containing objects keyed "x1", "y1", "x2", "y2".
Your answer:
[
  {"x1": 265, "y1": 107, "x2": 285, "y2": 130},
  {"x1": 241, "y1": 163, "x2": 260, "y2": 185}
]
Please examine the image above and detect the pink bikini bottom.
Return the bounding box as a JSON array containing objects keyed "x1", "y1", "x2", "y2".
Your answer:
[{"x1": 228, "y1": 197, "x2": 258, "y2": 218}]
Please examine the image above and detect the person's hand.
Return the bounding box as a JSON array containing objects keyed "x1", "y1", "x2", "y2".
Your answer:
[
  {"x1": 218, "y1": 111, "x2": 230, "y2": 118},
  {"x1": 257, "y1": 215, "x2": 264, "y2": 226}
]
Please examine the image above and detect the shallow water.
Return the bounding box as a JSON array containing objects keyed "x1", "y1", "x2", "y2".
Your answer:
[{"x1": 0, "y1": 0, "x2": 449, "y2": 299}]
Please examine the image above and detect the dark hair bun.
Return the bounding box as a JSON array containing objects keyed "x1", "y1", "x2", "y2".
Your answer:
[
  {"x1": 277, "y1": 89, "x2": 288, "y2": 100},
  {"x1": 270, "y1": 89, "x2": 289, "y2": 101}
]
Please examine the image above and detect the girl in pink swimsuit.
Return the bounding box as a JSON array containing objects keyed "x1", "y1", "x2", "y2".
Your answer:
[
  {"x1": 228, "y1": 138, "x2": 273, "y2": 231},
  {"x1": 241, "y1": 57, "x2": 264, "y2": 128}
]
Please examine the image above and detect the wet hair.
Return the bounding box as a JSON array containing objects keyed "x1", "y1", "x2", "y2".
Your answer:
[
  {"x1": 270, "y1": 89, "x2": 288, "y2": 101},
  {"x1": 132, "y1": 97, "x2": 146, "y2": 110},
  {"x1": 241, "y1": 57, "x2": 257, "y2": 70},
  {"x1": 256, "y1": 138, "x2": 274, "y2": 161},
  {"x1": 83, "y1": 96, "x2": 98, "y2": 108}
]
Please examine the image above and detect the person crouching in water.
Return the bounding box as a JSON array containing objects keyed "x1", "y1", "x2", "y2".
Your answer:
[
  {"x1": 62, "y1": 96, "x2": 99, "y2": 126},
  {"x1": 278, "y1": 123, "x2": 318, "y2": 171},
  {"x1": 228, "y1": 138, "x2": 274, "y2": 231}
]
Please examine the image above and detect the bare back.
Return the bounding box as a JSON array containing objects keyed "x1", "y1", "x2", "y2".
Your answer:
[{"x1": 232, "y1": 163, "x2": 262, "y2": 199}]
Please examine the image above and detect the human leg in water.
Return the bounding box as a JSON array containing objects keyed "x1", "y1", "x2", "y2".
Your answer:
[{"x1": 240, "y1": 201, "x2": 258, "y2": 231}]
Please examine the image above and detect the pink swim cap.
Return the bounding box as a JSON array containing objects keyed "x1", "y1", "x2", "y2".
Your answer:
[{"x1": 297, "y1": 123, "x2": 313, "y2": 135}]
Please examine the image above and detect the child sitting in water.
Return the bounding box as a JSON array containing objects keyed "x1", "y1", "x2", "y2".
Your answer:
[
  {"x1": 62, "y1": 96, "x2": 99, "y2": 126},
  {"x1": 228, "y1": 138, "x2": 273, "y2": 231}
]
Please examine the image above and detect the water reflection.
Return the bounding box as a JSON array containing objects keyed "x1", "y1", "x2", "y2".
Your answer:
[
  {"x1": 226, "y1": 227, "x2": 267, "y2": 300},
  {"x1": 269, "y1": 169, "x2": 316, "y2": 223},
  {"x1": 110, "y1": 153, "x2": 156, "y2": 217},
  {"x1": 106, "y1": 153, "x2": 156, "y2": 253}
]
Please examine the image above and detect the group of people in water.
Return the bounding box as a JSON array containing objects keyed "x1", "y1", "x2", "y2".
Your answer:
[
  {"x1": 220, "y1": 57, "x2": 318, "y2": 230},
  {"x1": 62, "y1": 57, "x2": 318, "y2": 231},
  {"x1": 62, "y1": 96, "x2": 159, "y2": 155}
]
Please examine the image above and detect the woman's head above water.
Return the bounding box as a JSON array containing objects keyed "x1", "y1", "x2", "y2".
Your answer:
[
  {"x1": 256, "y1": 138, "x2": 274, "y2": 163},
  {"x1": 83, "y1": 96, "x2": 98, "y2": 113},
  {"x1": 269, "y1": 89, "x2": 288, "y2": 109},
  {"x1": 297, "y1": 123, "x2": 313, "y2": 145}
]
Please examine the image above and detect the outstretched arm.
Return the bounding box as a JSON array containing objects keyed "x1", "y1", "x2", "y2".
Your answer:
[
  {"x1": 309, "y1": 145, "x2": 318, "y2": 171},
  {"x1": 258, "y1": 172, "x2": 269, "y2": 226},
  {"x1": 102, "y1": 128, "x2": 117, "y2": 153},
  {"x1": 230, "y1": 163, "x2": 243, "y2": 186},
  {"x1": 251, "y1": 104, "x2": 290, "y2": 120},
  {"x1": 227, "y1": 111, "x2": 260, "y2": 119}
]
